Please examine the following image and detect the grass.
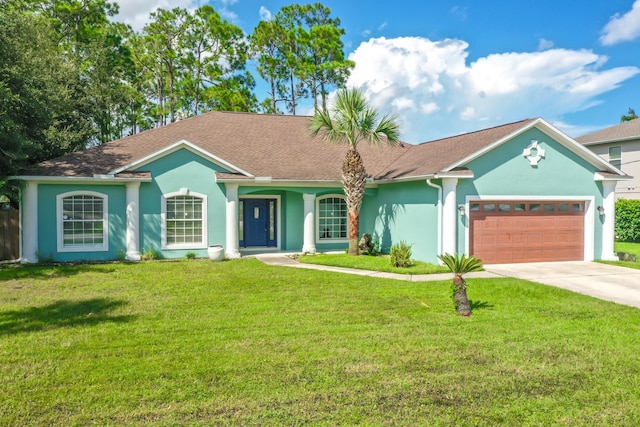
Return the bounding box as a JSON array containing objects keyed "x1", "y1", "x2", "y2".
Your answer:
[
  {"x1": 1, "y1": 259, "x2": 640, "y2": 425},
  {"x1": 601, "y1": 242, "x2": 640, "y2": 270},
  {"x1": 297, "y1": 253, "x2": 450, "y2": 274}
]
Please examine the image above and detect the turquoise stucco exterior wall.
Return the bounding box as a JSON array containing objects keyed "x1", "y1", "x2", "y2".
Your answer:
[
  {"x1": 37, "y1": 184, "x2": 126, "y2": 262},
  {"x1": 360, "y1": 180, "x2": 440, "y2": 264},
  {"x1": 136, "y1": 148, "x2": 227, "y2": 258},
  {"x1": 455, "y1": 128, "x2": 605, "y2": 259},
  {"x1": 31, "y1": 126, "x2": 608, "y2": 263}
]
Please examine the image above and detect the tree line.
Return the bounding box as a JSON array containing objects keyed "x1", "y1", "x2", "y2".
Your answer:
[{"x1": 0, "y1": 0, "x2": 353, "y2": 198}]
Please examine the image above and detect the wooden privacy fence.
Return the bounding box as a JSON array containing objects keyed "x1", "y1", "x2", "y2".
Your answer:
[{"x1": 0, "y1": 208, "x2": 19, "y2": 261}]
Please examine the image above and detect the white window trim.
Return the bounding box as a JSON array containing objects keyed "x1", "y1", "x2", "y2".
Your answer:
[
  {"x1": 57, "y1": 191, "x2": 109, "y2": 253},
  {"x1": 161, "y1": 189, "x2": 208, "y2": 250},
  {"x1": 316, "y1": 194, "x2": 349, "y2": 244},
  {"x1": 608, "y1": 146, "x2": 622, "y2": 169}
]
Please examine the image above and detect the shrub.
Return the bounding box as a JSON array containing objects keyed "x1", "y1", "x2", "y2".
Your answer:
[
  {"x1": 358, "y1": 233, "x2": 378, "y2": 255},
  {"x1": 185, "y1": 251, "x2": 197, "y2": 260},
  {"x1": 615, "y1": 199, "x2": 640, "y2": 241},
  {"x1": 141, "y1": 248, "x2": 161, "y2": 261},
  {"x1": 390, "y1": 241, "x2": 412, "y2": 267},
  {"x1": 116, "y1": 249, "x2": 127, "y2": 261}
]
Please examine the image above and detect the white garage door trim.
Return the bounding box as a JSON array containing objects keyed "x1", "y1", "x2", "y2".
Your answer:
[{"x1": 464, "y1": 195, "x2": 595, "y2": 262}]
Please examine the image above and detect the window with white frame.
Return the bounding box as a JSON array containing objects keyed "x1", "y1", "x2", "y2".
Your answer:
[
  {"x1": 57, "y1": 192, "x2": 108, "y2": 252},
  {"x1": 317, "y1": 195, "x2": 348, "y2": 241},
  {"x1": 162, "y1": 191, "x2": 207, "y2": 248},
  {"x1": 609, "y1": 146, "x2": 622, "y2": 169}
]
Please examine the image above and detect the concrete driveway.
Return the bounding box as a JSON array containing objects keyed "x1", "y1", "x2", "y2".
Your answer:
[{"x1": 485, "y1": 261, "x2": 640, "y2": 308}]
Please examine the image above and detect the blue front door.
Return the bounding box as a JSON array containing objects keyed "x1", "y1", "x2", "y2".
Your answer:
[{"x1": 242, "y1": 199, "x2": 277, "y2": 247}]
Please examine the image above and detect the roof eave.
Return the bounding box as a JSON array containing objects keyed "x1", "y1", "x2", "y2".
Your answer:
[
  {"x1": 594, "y1": 172, "x2": 634, "y2": 181},
  {"x1": 580, "y1": 135, "x2": 640, "y2": 146},
  {"x1": 11, "y1": 175, "x2": 153, "y2": 184}
]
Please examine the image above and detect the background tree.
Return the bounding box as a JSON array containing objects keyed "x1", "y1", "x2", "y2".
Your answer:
[
  {"x1": 250, "y1": 19, "x2": 287, "y2": 113},
  {"x1": 299, "y1": 3, "x2": 354, "y2": 110},
  {"x1": 179, "y1": 5, "x2": 255, "y2": 116},
  {"x1": 252, "y1": 3, "x2": 353, "y2": 114},
  {"x1": 0, "y1": 9, "x2": 94, "y2": 198},
  {"x1": 310, "y1": 88, "x2": 401, "y2": 255},
  {"x1": 621, "y1": 107, "x2": 638, "y2": 123}
]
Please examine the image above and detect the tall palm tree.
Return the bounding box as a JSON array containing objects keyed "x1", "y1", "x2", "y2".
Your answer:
[
  {"x1": 310, "y1": 88, "x2": 401, "y2": 255},
  {"x1": 437, "y1": 253, "x2": 483, "y2": 316}
]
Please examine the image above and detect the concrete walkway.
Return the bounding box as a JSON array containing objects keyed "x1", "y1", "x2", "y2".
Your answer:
[
  {"x1": 255, "y1": 254, "x2": 640, "y2": 309},
  {"x1": 254, "y1": 253, "x2": 498, "y2": 282}
]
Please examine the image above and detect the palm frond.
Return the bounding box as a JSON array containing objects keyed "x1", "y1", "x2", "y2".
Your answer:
[{"x1": 438, "y1": 252, "x2": 483, "y2": 275}]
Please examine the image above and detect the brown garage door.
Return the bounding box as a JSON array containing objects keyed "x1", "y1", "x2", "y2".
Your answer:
[{"x1": 470, "y1": 201, "x2": 585, "y2": 264}]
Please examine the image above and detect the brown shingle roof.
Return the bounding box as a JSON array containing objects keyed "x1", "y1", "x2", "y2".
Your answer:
[
  {"x1": 576, "y1": 118, "x2": 640, "y2": 145},
  {"x1": 22, "y1": 112, "x2": 557, "y2": 182},
  {"x1": 25, "y1": 111, "x2": 411, "y2": 181},
  {"x1": 376, "y1": 119, "x2": 537, "y2": 179}
]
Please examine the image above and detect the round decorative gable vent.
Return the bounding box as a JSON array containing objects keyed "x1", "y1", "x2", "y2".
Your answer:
[{"x1": 523, "y1": 140, "x2": 545, "y2": 166}]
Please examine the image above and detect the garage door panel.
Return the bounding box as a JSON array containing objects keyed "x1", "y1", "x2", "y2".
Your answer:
[{"x1": 470, "y1": 201, "x2": 584, "y2": 264}]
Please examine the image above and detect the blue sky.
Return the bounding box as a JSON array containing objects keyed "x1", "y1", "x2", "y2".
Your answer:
[{"x1": 115, "y1": 0, "x2": 640, "y2": 143}]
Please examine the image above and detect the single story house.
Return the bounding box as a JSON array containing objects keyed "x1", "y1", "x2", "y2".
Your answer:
[
  {"x1": 14, "y1": 112, "x2": 629, "y2": 264},
  {"x1": 577, "y1": 117, "x2": 640, "y2": 199}
]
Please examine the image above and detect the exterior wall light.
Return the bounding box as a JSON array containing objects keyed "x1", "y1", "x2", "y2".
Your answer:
[
  {"x1": 458, "y1": 204, "x2": 465, "y2": 216},
  {"x1": 597, "y1": 205, "x2": 605, "y2": 216}
]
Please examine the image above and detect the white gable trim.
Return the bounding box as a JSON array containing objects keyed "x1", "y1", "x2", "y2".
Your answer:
[
  {"x1": 109, "y1": 139, "x2": 254, "y2": 177},
  {"x1": 443, "y1": 118, "x2": 626, "y2": 176}
]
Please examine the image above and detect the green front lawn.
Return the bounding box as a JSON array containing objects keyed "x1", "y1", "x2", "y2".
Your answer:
[
  {"x1": 602, "y1": 242, "x2": 640, "y2": 270},
  {"x1": 1, "y1": 260, "x2": 639, "y2": 425},
  {"x1": 297, "y1": 253, "x2": 450, "y2": 274},
  {"x1": 615, "y1": 241, "x2": 640, "y2": 258}
]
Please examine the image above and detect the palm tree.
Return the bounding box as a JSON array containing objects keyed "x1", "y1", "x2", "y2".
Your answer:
[
  {"x1": 310, "y1": 87, "x2": 401, "y2": 255},
  {"x1": 437, "y1": 253, "x2": 483, "y2": 316}
]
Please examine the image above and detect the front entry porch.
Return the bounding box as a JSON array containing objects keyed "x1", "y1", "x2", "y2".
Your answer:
[{"x1": 240, "y1": 198, "x2": 278, "y2": 248}]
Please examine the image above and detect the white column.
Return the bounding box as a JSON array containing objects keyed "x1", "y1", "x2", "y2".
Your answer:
[
  {"x1": 442, "y1": 178, "x2": 458, "y2": 256},
  {"x1": 225, "y1": 183, "x2": 241, "y2": 258},
  {"x1": 21, "y1": 182, "x2": 38, "y2": 263},
  {"x1": 601, "y1": 181, "x2": 617, "y2": 261},
  {"x1": 125, "y1": 182, "x2": 141, "y2": 261},
  {"x1": 302, "y1": 193, "x2": 316, "y2": 254}
]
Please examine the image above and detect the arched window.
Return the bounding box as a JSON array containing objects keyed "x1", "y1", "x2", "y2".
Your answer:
[
  {"x1": 162, "y1": 191, "x2": 207, "y2": 249},
  {"x1": 316, "y1": 195, "x2": 348, "y2": 241},
  {"x1": 57, "y1": 192, "x2": 108, "y2": 252}
]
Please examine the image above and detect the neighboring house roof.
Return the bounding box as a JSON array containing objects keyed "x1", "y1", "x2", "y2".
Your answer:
[
  {"x1": 576, "y1": 118, "x2": 640, "y2": 145},
  {"x1": 20, "y1": 111, "x2": 626, "y2": 183}
]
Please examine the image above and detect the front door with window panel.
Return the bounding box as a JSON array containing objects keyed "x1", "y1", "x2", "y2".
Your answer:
[{"x1": 241, "y1": 199, "x2": 277, "y2": 247}]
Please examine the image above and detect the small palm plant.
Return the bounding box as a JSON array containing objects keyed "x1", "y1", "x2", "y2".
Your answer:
[{"x1": 437, "y1": 253, "x2": 483, "y2": 316}]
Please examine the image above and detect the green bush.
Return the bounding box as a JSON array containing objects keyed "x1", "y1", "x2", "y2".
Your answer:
[
  {"x1": 141, "y1": 248, "x2": 161, "y2": 261},
  {"x1": 390, "y1": 241, "x2": 412, "y2": 267},
  {"x1": 185, "y1": 251, "x2": 197, "y2": 260},
  {"x1": 615, "y1": 199, "x2": 640, "y2": 241}
]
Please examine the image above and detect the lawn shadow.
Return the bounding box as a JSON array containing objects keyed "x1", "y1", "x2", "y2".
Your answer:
[
  {"x1": 0, "y1": 298, "x2": 135, "y2": 336},
  {"x1": 0, "y1": 262, "x2": 137, "y2": 282},
  {"x1": 469, "y1": 300, "x2": 494, "y2": 311}
]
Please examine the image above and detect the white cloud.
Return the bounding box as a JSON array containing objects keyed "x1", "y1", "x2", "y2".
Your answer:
[
  {"x1": 113, "y1": 0, "x2": 200, "y2": 31},
  {"x1": 347, "y1": 36, "x2": 640, "y2": 142},
  {"x1": 259, "y1": 6, "x2": 272, "y2": 21},
  {"x1": 378, "y1": 22, "x2": 388, "y2": 31},
  {"x1": 537, "y1": 38, "x2": 554, "y2": 50},
  {"x1": 600, "y1": 0, "x2": 640, "y2": 45}
]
